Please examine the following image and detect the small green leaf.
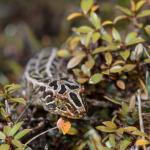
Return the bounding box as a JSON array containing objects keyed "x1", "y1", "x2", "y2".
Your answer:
[
  {"x1": 67, "y1": 127, "x2": 78, "y2": 135},
  {"x1": 144, "y1": 58, "x2": 150, "y2": 63},
  {"x1": 144, "y1": 25, "x2": 150, "y2": 36},
  {"x1": 0, "y1": 131, "x2": 6, "y2": 139},
  {"x1": 96, "y1": 126, "x2": 116, "y2": 133},
  {"x1": 0, "y1": 108, "x2": 9, "y2": 119},
  {"x1": 0, "y1": 144, "x2": 10, "y2": 150},
  {"x1": 119, "y1": 139, "x2": 131, "y2": 150},
  {"x1": 103, "y1": 121, "x2": 117, "y2": 129},
  {"x1": 137, "y1": 10, "x2": 150, "y2": 18},
  {"x1": 85, "y1": 32, "x2": 92, "y2": 47},
  {"x1": 67, "y1": 54, "x2": 86, "y2": 69},
  {"x1": 102, "y1": 20, "x2": 113, "y2": 26},
  {"x1": 110, "y1": 65, "x2": 123, "y2": 73},
  {"x1": 109, "y1": 134, "x2": 116, "y2": 148},
  {"x1": 57, "y1": 49, "x2": 70, "y2": 58},
  {"x1": 132, "y1": 130, "x2": 147, "y2": 137},
  {"x1": 130, "y1": 43, "x2": 144, "y2": 61},
  {"x1": 112, "y1": 28, "x2": 121, "y2": 42},
  {"x1": 81, "y1": 0, "x2": 94, "y2": 14},
  {"x1": 90, "y1": 12, "x2": 101, "y2": 29},
  {"x1": 9, "y1": 98, "x2": 26, "y2": 105},
  {"x1": 9, "y1": 122, "x2": 23, "y2": 137},
  {"x1": 101, "y1": 31, "x2": 112, "y2": 43},
  {"x1": 104, "y1": 52, "x2": 112, "y2": 65},
  {"x1": 12, "y1": 139, "x2": 24, "y2": 148},
  {"x1": 4, "y1": 84, "x2": 21, "y2": 94},
  {"x1": 3, "y1": 126, "x2": 11, "y2": 136},
  {"x1": 135, "y1": 0, "x2": 146, "y2": 12},
  {"x1": 123, "y1": 64, "x2": 136, "y2": 72},
  {"x1": 89, "y1": 73, "x2": 103, "y2": 84},
  {"x1": 92, "y1": 32, "x2": 101, "y2": 43},
  {"x1": 81, "y1": 64, "x2": 91, "y2": 76},
  {"x1": 85, "y1": 56, "x2": 95, "y2": 70},
  {"x1": 93, "y1": 45, "x2": 119, "y2": 54},
  {"x1": 15, "y1": 129, "x2": 32, "y2": 140},
  {"x1": 116, "y1": 5, "x2": 132, "y2": 16},
  {"x1": 113, "y1": 15, "x2": 127, "y2": 24},
  {"x1": 120, "y1": 50, "x2": 130, "y2": 61},
  {"x1": 74, "y1": 26, "x2": 93, "y2": 33},
  {"x1": 125, "y1": 32, "x2": 137, "y2": 44},
  {"x1": 126, "y1": 37, "x2": 145, "y2": 46}
]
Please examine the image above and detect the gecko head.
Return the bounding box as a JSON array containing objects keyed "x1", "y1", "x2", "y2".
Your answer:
[{"x1": 48, "y1": 78, "x2": 87, "y2": 119}]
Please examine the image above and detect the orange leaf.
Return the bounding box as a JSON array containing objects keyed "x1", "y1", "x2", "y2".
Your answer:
[
  {"x1": 67, "y1": 12, "x2": 83, "y2": 21},
  {"x1": 135, "y1": 139, "x2": 150, "y2": 146},
  {"x1": 57, "y1": 118, "x2": 71, "y2": 135}
]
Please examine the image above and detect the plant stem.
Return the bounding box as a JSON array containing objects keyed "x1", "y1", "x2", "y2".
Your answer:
[
  {"x1": 25, "y1": 126, "x2": 57, "y2": 146},
  {"x1": 137, "y1": 90, "x2": 146, "y2": 150}
]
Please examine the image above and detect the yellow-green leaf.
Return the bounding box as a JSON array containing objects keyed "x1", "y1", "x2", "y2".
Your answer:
[
  {"x1": 104, "y1": 52, "x2": 112, "y2": 65},
  {"x1": 123, "y1": 64, "x2": 136, "y2": 72},
  {"x1": 57, "y1": 49, "x2": 70, "y2": 58},
  {"x1": 120, "y1": 50, "x2": 130, "y2": 61},
  {"x1": 112, "y1": 28, "x2": 121, "y2": 42},
  {"x1": 124, "y1": 126, "x2": 138, "y2": 132},
  {"x1": 74, "y1": 26, "x2": 93, "y2": 33},
  {"x1": 81, "y1": 0, "x2": 94, "y2": 14},
  {"x1": 110, "y1": 65, "x2": 123, "y2": 73},
  {"x1": 126, "y1": 37, "x2": 145, "y2": 46},
  {"x1": 144, "y1": 58, "x2": 150, "y2": 63},
  {"x1": 4, "y1": 84, "x2": 21, "y2": 94},
  {"x1": 102, "y1": 121, "x2": 117, "y2": 129},
  {"x1": 0, "y1": 144, "x2": 10, "y2": 150},
  {"x1": 93, "y1": 45, "x2": 119, "y2": 54},
  {"x1": 119, "y1": 139, "x2": 131, "y2": 150},
  {"x1": 101, "y1": 32, "x2": 112, "y2": 43},
  {"x1": 9, "y1": 122, "x2": 23, "y2": 136},
  {"x1": 135, "y1": 0, "x2": 146, "y2": 12},
  {"x1": 89, "y1": 73, "x2": 103, "y2": 84},
  {"x1": 67, "y1": 54, "x2": 85, "y2": 69},
  {"x1": 137, "y1": 10, "x2": 150, "y2": 18},
  {"x1": 102, "y1": 20, "x2": 113, "y2": 26},
  {"x1": 92, "y1": 32, "x2": 101, "y2": 43},
  {"x1": 15, "y1": 129, "x2": 32, "y2": 140},
  {"x1": 85, "y1": 56, "x2": 95, "y2": 70},
  {"x1": 12, "y1": 139, "x2": 23, "y2": 148},
  {"x1": 116, "y1": 5, "x2": 132, "y2": 16},
  {"x1": 90, "y1": 12, "x2": 101, "y2": 29},
  {"x1": 113, "y1": 15, "x2": 127, "y2": 24},
  {"x1": 3, "y1": 126, "x2": 11, "y2": 136},
  {"x1": 96, "y1": 126, "x2": 116, "y2": 133},
  {"x1": 67, "y1": 127, "x2": 78, "y2": 135},
  {"x1": 109, "y1": 134, "x2": 116, "y2": 148},
  {"x1": 9, "y1": 98, "x2": 26, "y2": 105},
  {"x1": 125, "y1": 32, "x2": 137, "y2": 44},
  {"x1": 144, "y1": 25, "x2": 150, "y2": 36},
  {"x1": 0, "y1": 131, "x2": 6, "y2": 139}
]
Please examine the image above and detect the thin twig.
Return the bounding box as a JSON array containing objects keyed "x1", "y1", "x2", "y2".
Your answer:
[
  {"x1": 25, "y1": 126, "x2": 57, "y2": 146},
  {"x1": 137, "y1": 90, "x2": 144, "y2": 133},
  {"x1": 137, "y1": 89, "x2": 146, "y2": 150},
  {"x1": 15, "y1": 99, "x2": 34, "y2": 123}
]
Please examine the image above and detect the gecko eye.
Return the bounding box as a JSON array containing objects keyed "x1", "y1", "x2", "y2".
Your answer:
[{"x1": 79, "y1": 87, "x2": 85, "y2": 93}]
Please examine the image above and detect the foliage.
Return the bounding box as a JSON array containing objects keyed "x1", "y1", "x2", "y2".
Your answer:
[
  {"x1": 58, "y1": 0, "x2": 150, "y2": 149},
  {"x1": 0, "y1": 84, "x2": 31, "y2": 150}
]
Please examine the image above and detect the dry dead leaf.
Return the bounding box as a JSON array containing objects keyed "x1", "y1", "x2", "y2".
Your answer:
[
  {"x1": 116, "y1": 80, "x2": 125, "y2": 90},
  {"x1": 57, "y1": 118, "x2": 71, "y2": 135}
]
